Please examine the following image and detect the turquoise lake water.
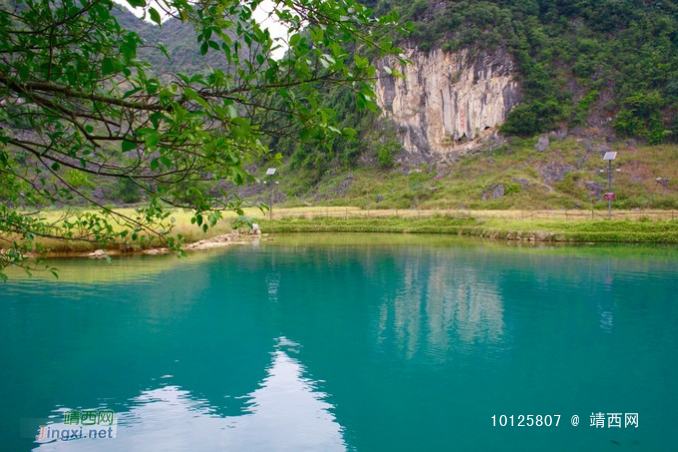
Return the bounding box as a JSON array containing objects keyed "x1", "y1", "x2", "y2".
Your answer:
[{"x1": 1, "y1": 236, "x2": 677, "y2": 451}]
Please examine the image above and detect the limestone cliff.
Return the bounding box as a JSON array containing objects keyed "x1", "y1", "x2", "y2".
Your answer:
[{"x1": 375, "y1": 48, "x2": 521, "y2": 158}]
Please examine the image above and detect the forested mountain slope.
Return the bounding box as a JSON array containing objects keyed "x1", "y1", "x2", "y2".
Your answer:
[
  {"x1": 381, "y1": 0, "x2": 677, "y2": 141},
  {"x1": 112, "y1": 1, "x2": 678, "y2": 151},
  {"x1": 254, "y1": 0, "x2": 678, "y2": 209},
  {"x1": 3, "y1": 1, "x2": 675, "y2": 210},
  {"x1": 112, "y1": 6, "x2": 233, "y2": 74}
]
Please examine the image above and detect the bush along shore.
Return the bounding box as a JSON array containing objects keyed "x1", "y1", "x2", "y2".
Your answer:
[
  {"x1": 258, "y1": 216, "x2": 678, "y2": 244},
  {"x1": 6, "y1": 213, "x2": 678, "y2": 260}
]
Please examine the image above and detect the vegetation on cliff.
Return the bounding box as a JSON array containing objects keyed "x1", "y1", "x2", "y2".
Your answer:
[
  {"x1": 263, "y1": 0, "x2": 678, "y2": 184},
  {"x1": 386, "y1": 0, "x2": 677, "y2": 141}
]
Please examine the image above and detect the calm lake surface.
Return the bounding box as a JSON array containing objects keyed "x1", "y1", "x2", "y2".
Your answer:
[{"x1": 1, "y1": 235, "x2": 677, "y2": 451}]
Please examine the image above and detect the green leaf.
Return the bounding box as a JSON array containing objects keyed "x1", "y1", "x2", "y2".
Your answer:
[
  {"x1": 342, "y1": 127, "x2": 357, "y2": 137},
  {"x1": 354, "y1": 55, "x2": 368, "y2": 69},
  {"x1": 121, "y1": 140, "x2": 137, "y2": 152},
  {"x1": 149, "y1": 7, "x2": 162, "y2": 25},
  {"x1": 123, "y1": 87, "x2": 143, "y2": 99},
  {"x1": 160, "y1": 155, "x2": 172, "y2": 169},
  {"x1": 126, "y1": 0, "x2": 146, "y2": 7},
  {"x1": 18, "y1": 64, "x2": 29, "y2": 81},
  {"x1": 299, "y1": 128, "x2": 312, "y2": 140},
  {"x1": 143, "y1": 131, "x2": 160, "y2": 148},
  {"x1": 158, "y1": 43, "x2": 170, "y2": 60},
  {"x1": 183, "y1": 87, "x2": 210, "y2": 110},
  {"x1": 101, "y1": 58, "x2": 119, "y2": 75}
]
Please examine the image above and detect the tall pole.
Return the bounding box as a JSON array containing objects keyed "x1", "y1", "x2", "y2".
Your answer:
[
  {"x1": 265, "y1": 168, "x2": 277, "y2": 220},
  {"x1": 607, "y1": 160, "x2": 612, "y2": 220},
  {"x1": 269, "y1": 180, "x2": 273, "y2": 220}
]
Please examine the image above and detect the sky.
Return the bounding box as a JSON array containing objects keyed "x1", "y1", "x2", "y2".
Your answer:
[
  {"x1": 113, "y1": 0, "x2": 287, "y2": 59},
  {"x1": 112, "y1": 0, "x2": 289, "y2": 55}
]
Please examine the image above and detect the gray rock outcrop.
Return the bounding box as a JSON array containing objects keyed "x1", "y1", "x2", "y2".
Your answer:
[
  {"x1": 375, "y1": 47, "x2": 521, "y2": 157},
  {"x1": 535, "y1": 135, "x2": 550, "y2": 152}
]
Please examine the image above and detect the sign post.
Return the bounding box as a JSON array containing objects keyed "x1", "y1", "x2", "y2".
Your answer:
[
  {"x1": 266, "y1": 168, "x2": 276, "y2": 220},
  {"x1": 603, "y1": 152, "x2": 617, "y2": 220}
]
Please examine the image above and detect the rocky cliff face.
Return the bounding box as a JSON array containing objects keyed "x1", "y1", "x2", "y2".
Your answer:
[{"x1": 375, "y1": 48, "x2": 521, "y2": 159}]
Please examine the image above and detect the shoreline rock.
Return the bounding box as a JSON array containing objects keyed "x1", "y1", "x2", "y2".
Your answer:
[{"x1": 182, "y1": 230, "x2": 260, "y2": 251}]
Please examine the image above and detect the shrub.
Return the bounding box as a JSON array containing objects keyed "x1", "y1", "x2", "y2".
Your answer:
[
  {"x1": 231, "y1": 215, "x2": 254, "y2": 231},
  {"x1": 64, "y1": 169, "x2": 95, "y2": 189},
  {"x1": 377, "y1": 137, "x2": 402, "y2": 168},
  {"x1": 116, "y1": 178, "x2": 141, "y2": 204}
]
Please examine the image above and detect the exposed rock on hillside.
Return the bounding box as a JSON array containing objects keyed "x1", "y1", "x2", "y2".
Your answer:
[
  {"x1": 375, "y1": 48, "x2": 521, "y2": 157},
  {"x1": 535, "y1": 135, "x2": 550, "y2": 152}
]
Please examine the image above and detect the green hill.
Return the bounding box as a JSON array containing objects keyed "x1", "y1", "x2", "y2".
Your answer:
[
  {"x1": 385, "y1": 0, "x2": 678, "y2": 141},
  {"x1": 112, "y1": 6, "x2": 232, "y2": 74},
  {"x1": 247, "y1": 136, "x2": 677, "y2": 211},
  {"x1": 8, "y1": 2, "x2": 677, "y2": 210},
  {"x1": 108, "y1": 2, "x2": 678, "y2": 147},
  {"x1": 254, "y1": 0, "x2": 678, "y2": 210}
]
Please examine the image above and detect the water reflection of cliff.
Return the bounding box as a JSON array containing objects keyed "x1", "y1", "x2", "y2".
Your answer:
[{"x1": 376, "y1": 249, "x2": 505, "y2": 360}]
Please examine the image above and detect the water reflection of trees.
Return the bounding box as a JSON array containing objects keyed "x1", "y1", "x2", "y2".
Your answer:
[{"x1": 376, "y1": 248, "x2": 505, "y2": 360}]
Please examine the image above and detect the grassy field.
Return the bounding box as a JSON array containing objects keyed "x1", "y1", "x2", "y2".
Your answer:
[
  {"x1": 9, "y1": 135, "x2": 676, "y2": 253},
  {"x1": 8, "y1": 204, "x2": 678, "y2": 256},
  {"x1": 17, "y1": 207, "x2": 260, "y2": 253},
  {"x1": 258, "y1": 206, "x2": 677, "y2": 221},
  {"x1": 258, "y1": 213, "x2": 678, "y2": 244},
  {"x1": 257, "y1": 137, "x2": 678, "y2": 211}
]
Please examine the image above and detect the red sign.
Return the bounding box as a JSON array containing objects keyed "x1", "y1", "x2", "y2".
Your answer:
[{"x1": 604, "y1": 192, "x2": 616, "y2": 200}]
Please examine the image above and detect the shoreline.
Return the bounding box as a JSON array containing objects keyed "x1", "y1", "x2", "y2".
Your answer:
[
  {"x1": 258, "y1": 216, "x2": 678, "y2": 245},
  {"x1": 11, "y1": 214, "x2": 678, "y2": 261},
  {"x1": 23, "y1": 231, "x2": 266, "y2": 260}
]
